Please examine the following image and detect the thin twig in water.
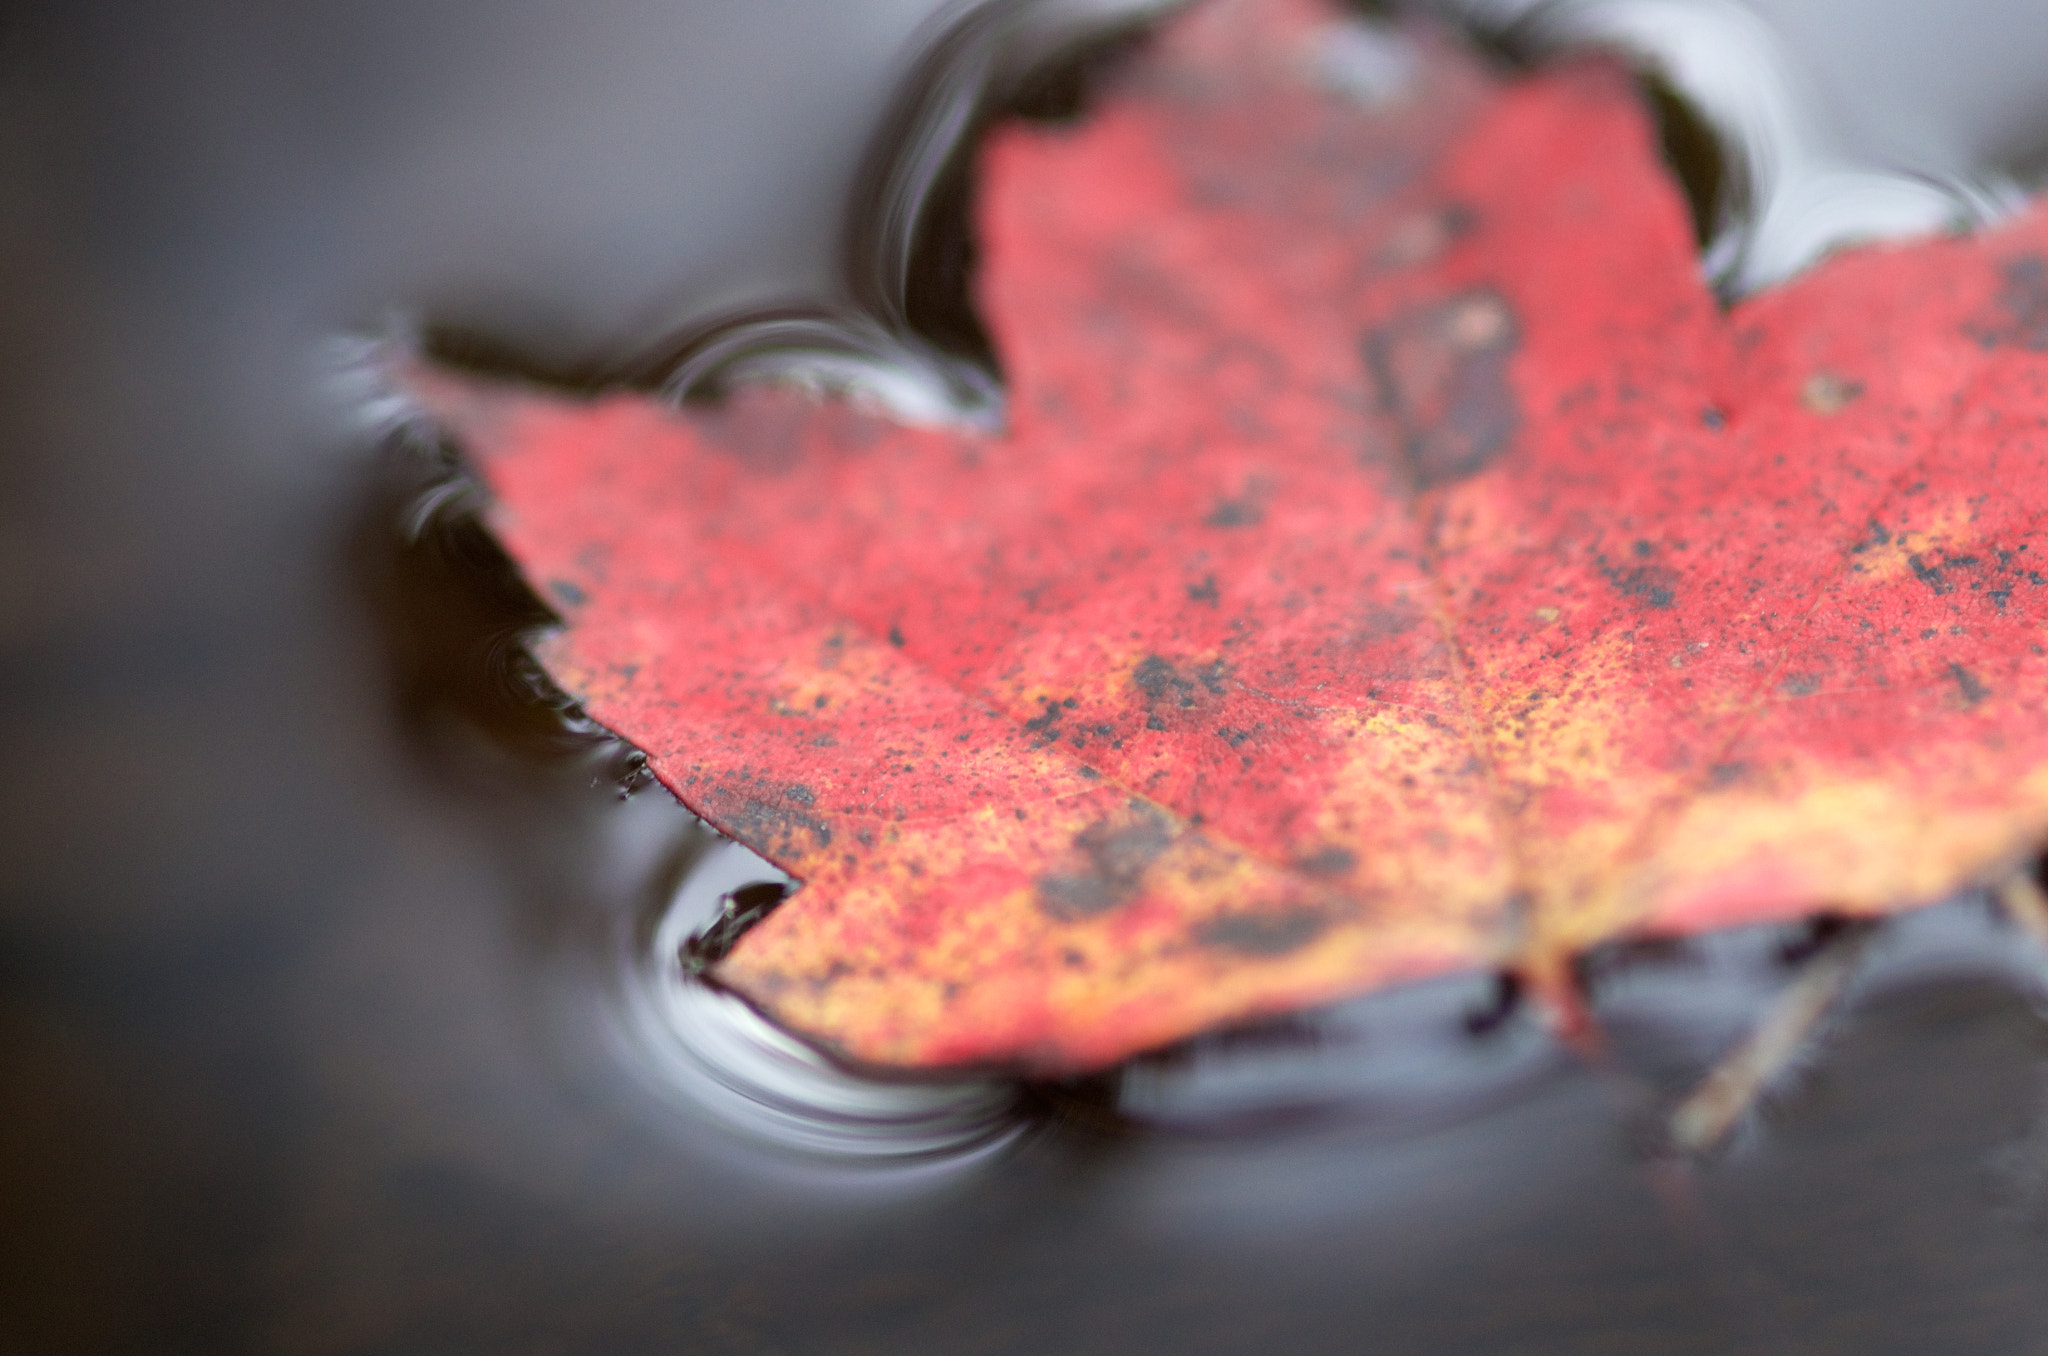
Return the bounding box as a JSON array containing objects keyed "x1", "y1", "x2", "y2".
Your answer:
[
  {"x1": 1997, "y1": 871, "x2": 2048, "y2": 951},
  {"x1": 1668, "y1": 921, "x2": 1872, "y2": 1153}
]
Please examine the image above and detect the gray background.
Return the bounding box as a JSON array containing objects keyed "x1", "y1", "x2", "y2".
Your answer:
[{"x1": 8, "y1": 1, "x2": 2048, "y2": 1351}]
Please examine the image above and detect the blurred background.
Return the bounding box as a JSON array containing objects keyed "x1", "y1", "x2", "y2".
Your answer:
[{"x1": 10, "y1": 0, "x2": 2048, "y2": 1351}]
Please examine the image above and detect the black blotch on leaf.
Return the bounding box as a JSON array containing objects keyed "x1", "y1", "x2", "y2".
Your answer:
[
  {"x1": 718, "y1": 779, "x2": 835, "y2": 855},
  {"x1": 1193, "y1": 907, "x2": 1328, "y2": 957},
  {"x1": 1037, "y1": 804, "x2": 1175, "y2": 921},
  {"x1": 1851, "y1": 519, "x2": 1892, "y2": 554},
  {"x1": 1204, "y1": 495, "x2": 1265, "y2": 528},
  {"x1": 1294, "y1": 846, "x2": 1357, "y2": 876},
  {"x1": 1131, "y1": 655, "x2": 1231, "y2": 728},
  {"x1": 1707, "y1": 761, "x2": 1748, "y2": 787},
  {"x1": 1362, "y1": 285, "x2": 1522, "y2": 490},
  {"x1": 1971, "y1": 254, "x2": 2048, "y2": 351},
  {"x1": 1949, "y1": 662, "x2": 1989, "y2": 709},
  {"x1": 1909, "y1": 553, "x2": 1954, "y2": 595},
  {"x1": 1597, "y1": 553, "x2": 1678, "y2": 609},
  {"x1": 1023, "y1": 696, "x2": 1069, "y2": 747}
]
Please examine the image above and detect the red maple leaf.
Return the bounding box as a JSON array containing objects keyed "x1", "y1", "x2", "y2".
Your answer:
[{"x1": 404, "y1": 0, "x2": 2048, "y2": 1075}]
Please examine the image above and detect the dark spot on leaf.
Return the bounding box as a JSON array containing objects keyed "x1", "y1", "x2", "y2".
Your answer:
[
  {"x1": 1908, "y1": 553, "x2": 1953, "y2": 595},
  {"x1": 1362, "y1": 285, "x2": 1521, "y2": 489},
  {"x1": 1949, "y1": 663, "x2": 1989, "y2": 709},
  {"x1": 1294, "y1": 846, "x2": 1356, "y2": 876},
  {"x1": 1707, "y1": 761, "x2": 1748, "y2": 787},
  {"x1": 1597, "y1": 555, "x2": 1678, "y2": 609},
  {"x1": 1193, "y1": 907, "x2": 1328, "y2": 957},
  {"x1": 1036, "y1": 804, "x2": 1176, "y2": 922},
  {"x1": 888, "y1": 623, "x2": 906, "y2": 647},
  {"x1": 547, "y1": 577, "x2": 587, "y2": 607},
  {"x1": 1131, "y1": 654, "x2": 1231, "y2": 728},
  {"x1": 1023, "y1": 696, "x2": 1067, "y2": 746},
  {"x1": 1133, "y1": 655, "x2": 1183, "y2": 704},
  {"x1": 1353, "y1": 602, "x2": 1423, "y2": 644},
  {"x1": 1038, "y1": 872, "x2": 1118, "y2": 918},
  {"x1": 1187, "y1": 573, "x2": 1220, "y2": 605},
  {"x1": 718, "y1": 786, "x2": 834, "y2": 856},
  {"x1": 1780, "y1": 673, "x2": 1820, "y2": 697},
  {"x1": 1970, "y1": 254, "x2": 2048, "y2": 350},
  {"x1": 1204, "y1": 492, "x2": 1266, "y2": 528}
]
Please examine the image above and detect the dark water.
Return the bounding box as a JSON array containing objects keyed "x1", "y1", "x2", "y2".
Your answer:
[{"x1": 12, "y1": 1, "x2": 2048, "y2": 1351}]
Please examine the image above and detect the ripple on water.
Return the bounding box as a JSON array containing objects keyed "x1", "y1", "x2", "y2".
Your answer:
[{"x1": 612, "y1": 834, "x2": 1026, "y2": 1166}]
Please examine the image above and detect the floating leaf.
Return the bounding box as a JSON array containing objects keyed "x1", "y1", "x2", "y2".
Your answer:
[{"x1": 410, "y1": 0, "x2": 2048, "y2": 1073}]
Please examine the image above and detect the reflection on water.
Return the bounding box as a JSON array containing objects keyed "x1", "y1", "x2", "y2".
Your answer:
[{"x1": 1118, "y1": 972, "x2": 1569, "y2": 1139}]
